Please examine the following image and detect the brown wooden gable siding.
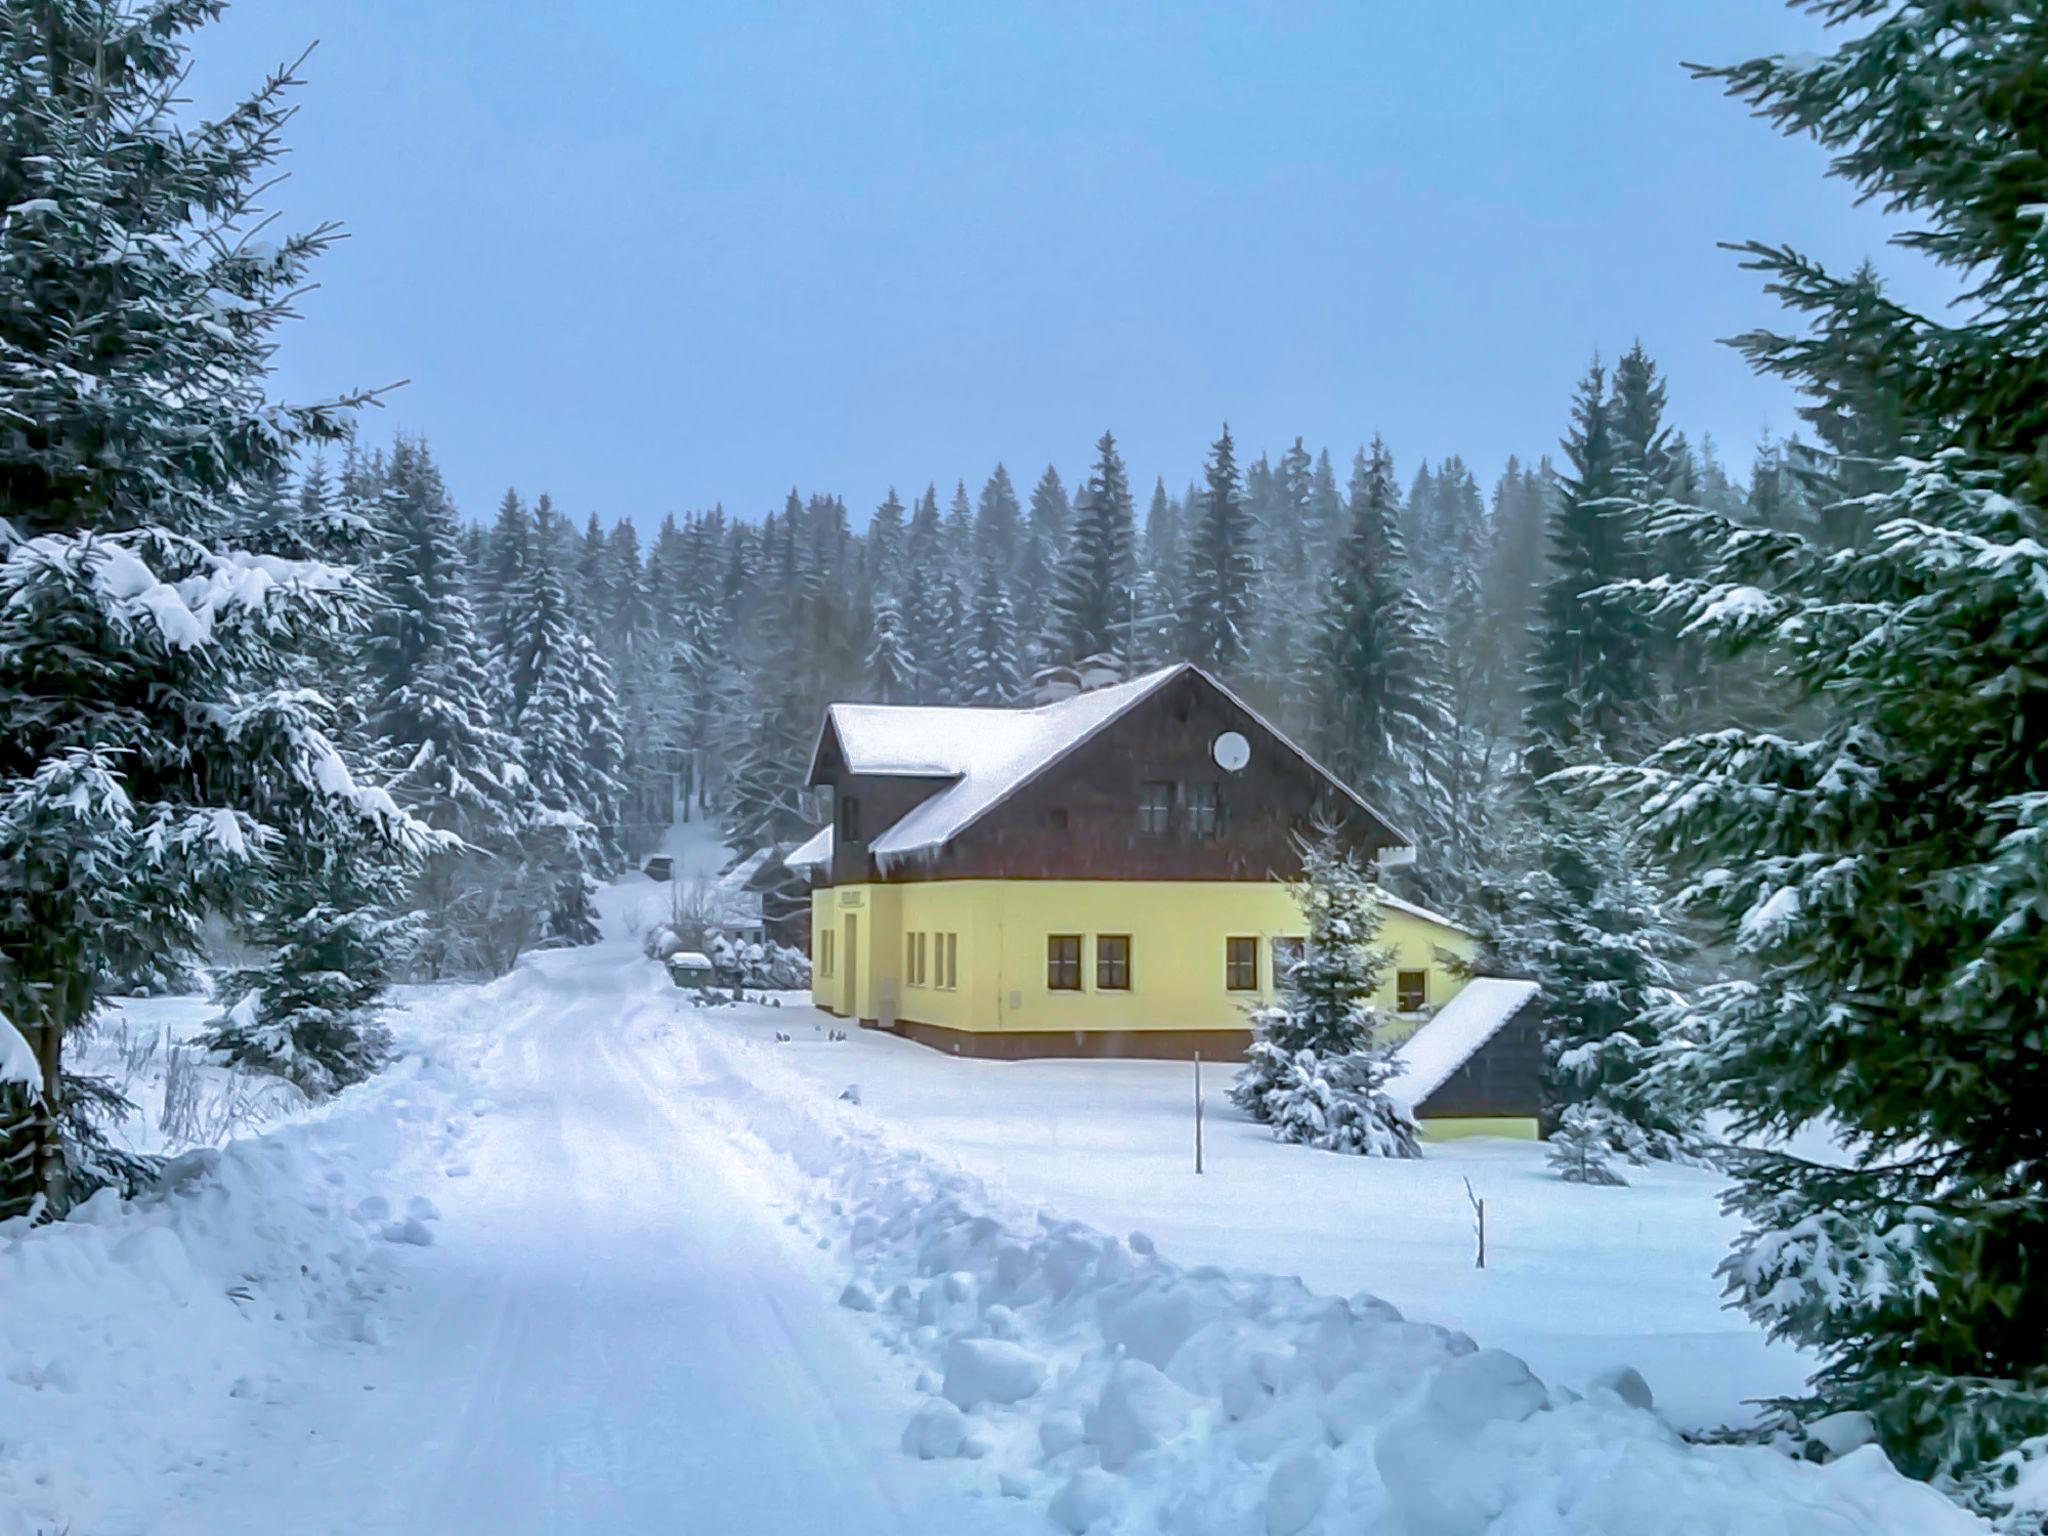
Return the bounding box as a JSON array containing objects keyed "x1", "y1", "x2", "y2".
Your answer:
[
  {"x1": 808, "y1": 721, "x2": 956, "y2": 887},
  {"x1": 843, "y1": 669, "x2": 1398, "y2": 884}
]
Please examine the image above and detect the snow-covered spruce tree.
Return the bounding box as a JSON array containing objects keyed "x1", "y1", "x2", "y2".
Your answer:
[
  {"x1": 203, "y1": 456, "x2": 428, "y2": 1094},
  {"x1": 1578, "y1": 2, "x2": 2048, "y2": 1499},
  {"x1": 1315, "y1": 437, "x2": 1450, "y2": 825},
  {"x1": 1545, "y1": 1102, "x2": 1632, "y2": 1187},
  {"x1": 0, "y1": 3, "x2": 429, "y2": 1216},
  {"x1": 1232, "y1": 836, "x2": 1417, "y2": 1158},
  {"x1": 1476, "y1": 754, "x2": 1699, "y2": 1151},
  {"x1": 865, "y1": 590, "x2": 916, "y2": 703},
  {"x1": 360, "y1": 439, "x2": 523, "y2": 979},
  {"x1": 1523, "y1": 356, "x2": 1656, "y2": 781},
  {"x1": 1047, "y1": 431, "x2": 1136, "y2": 669},
  {"x1": 962, "y1": 560, "x2": 1023, "y2": 705},
  {"x1": 1178, "y1": 424, "x2": 1257, "y2": 674},
  {"x1": 203, "y1": 822, "x2": 421, "y2": 1096}
]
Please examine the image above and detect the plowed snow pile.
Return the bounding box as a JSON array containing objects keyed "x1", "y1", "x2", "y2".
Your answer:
[{"x1": 677, "y1": 1006, "x2": 1981, "y2": 1535}]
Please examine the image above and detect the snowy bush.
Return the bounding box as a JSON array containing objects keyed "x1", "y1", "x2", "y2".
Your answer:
[
  {"x1": 704, "y1": 935, "x2": 812, "y2": 990},
  {"x1": 1546, "y1": 1103, "x2": 1632, "y2": 1186},
  {"x1": 1264, "y1": 1046, "x2": 1419, "y2": 1160}
]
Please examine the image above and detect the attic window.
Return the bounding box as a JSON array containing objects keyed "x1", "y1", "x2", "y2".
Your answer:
[
  {"x1": 1186, "y1": 783, "x2": 1221, "y2": 839},
  {"x1": 838, "y1": 795, "x2": 860, "y2": 842},
  {"x1": 1137, "y1": 781, "x2": 1172, "y2": 836}
]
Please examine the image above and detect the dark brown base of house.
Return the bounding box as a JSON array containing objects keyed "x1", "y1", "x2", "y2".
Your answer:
[{"x1": 855, "y1": 1016, "x2": 1252, "y2": 1062}]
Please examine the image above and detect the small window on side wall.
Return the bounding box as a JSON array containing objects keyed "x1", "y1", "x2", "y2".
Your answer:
[
  {"x1": 1096, "y1": 935, "x2": 1130, "y2": 990},
  {"x1": 1187, "y1": 783, "x2": 1221, "y2": 839},
  {"x1": 1225, "y1": 936, "x2": 1258, "y2": 991},
  {"x1": 1396, "y1": 969, "x2": 1428, "y2": 1012},
  {"x1": 839, "y1": 794, "x2": 860, "y2": 842},
  {"x1": 1047, "y1": 935, "x2": 1082, "y2": 991}
]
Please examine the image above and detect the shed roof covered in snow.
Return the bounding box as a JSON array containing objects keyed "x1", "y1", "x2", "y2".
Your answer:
[
  {"x1": 1385, "y1": 977, "x2": 1542, "y2": 1117},
  {"x1": 801, "y1": 662, "x2": 1410, "y2": 870}
]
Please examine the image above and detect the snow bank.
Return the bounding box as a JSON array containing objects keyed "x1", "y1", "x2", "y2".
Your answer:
[
  {"x1": 680, "y1": 1015, "x2": 1985, "y2": 1535},
  {"x1": 0, "y1": 1047, "x2": 471, "y2": 1536}
]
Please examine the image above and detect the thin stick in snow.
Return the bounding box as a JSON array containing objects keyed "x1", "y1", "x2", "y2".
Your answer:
[
  {"x1": 1194, "y1": 1052, "x2": 1205, "y2": 1175},
  {"x1": 1464, "y1": 1177, "x2": 1485, "y2": 1269}
]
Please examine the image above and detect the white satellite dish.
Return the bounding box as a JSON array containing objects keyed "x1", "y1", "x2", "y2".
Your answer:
[{"x1": 1212, "y1": 730, "x2": 1251, "y2": 772}]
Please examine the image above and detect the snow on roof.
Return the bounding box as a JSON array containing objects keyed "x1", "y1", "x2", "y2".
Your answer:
[
  {"x1": 810, "y1": 663, "x2": 1411, "y2": 869},
  {"x1": 860, "y1": 667, "x2": 1187, "y2": 865},
  {"x1": 719, "y1": 846, "x2": 773, "y2": 893},
  {"x1": 1376, "y1": 890, "x2": 1471, "y2": 937},
  {"x1": 784, "y1": 825, "x2": 833, "y2": 870},
  {"x1": 1386, "y1": 977, "x2": 1540, "y2": 1115}
]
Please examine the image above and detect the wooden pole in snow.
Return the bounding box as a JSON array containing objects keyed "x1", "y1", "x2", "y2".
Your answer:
[
  {"x1": 1194, "y1": 1052, "x2": 1205, "y2": 1174},
  {"x1": 1464, "y1": 1177, "x2": 1485, "y2": 1269}
]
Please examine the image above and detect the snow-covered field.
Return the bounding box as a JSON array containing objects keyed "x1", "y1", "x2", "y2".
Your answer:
[
  {"x1": 0, "y1": 882, "x2": 1987, "y2": 1534},
  {"x1": 691, "y1": 998, "x2": 1803, "y2": 1432}
]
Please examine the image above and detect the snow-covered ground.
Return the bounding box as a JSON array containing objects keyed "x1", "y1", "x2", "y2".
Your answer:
[
  {"x1": 0, "y1": 882, "x2": 1988, "y2": 1534},
  {"x1": 690, "y1": 997, "x2": 1801, "y2": 1433}
]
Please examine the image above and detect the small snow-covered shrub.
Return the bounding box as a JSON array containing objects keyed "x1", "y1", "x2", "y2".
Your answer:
[
  {"x1": 705, "y1": 935, "x2": 811, "y2": 990},
  {"x1": 1547, "y1": 1102, "x2": 1632, "y2": 1186},
  {"x1": 1265, "y1": 1046, "x2": 1419, "y2": 1160}
]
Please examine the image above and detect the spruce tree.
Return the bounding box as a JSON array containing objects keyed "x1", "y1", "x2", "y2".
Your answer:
[
  {"x1": 1232, "y1": 836, "x2": 1417, "y2": 1159},
  {"x1": 1179, "y1": 425, "x2": 1257, "y2": 673},
  {"x1": 865, "y1": 591, "x2": 916, "y2": 703},
  {"x1": 1584, "y1": 2, "x2": 2048, "y2": 1496},
  {"x1": 360, "y1": 439, "x2": 523, "y2": 979},
  {"x1": 1048, "y1": 432, "x2": 1136, "y2": 668},
  {"x1": 1017, "y1": 464, "x2": 1070, "y2": 647},
  {"x1": 1523, "y1": 357, "x2": 1653, "y2": 777},
  {"x1": 974, "y1": 464, "x2": 1022, "y2": 579},
  {"x1": 962, "y1": 562, "x2": 1023, "y2": 705},
  {"x1": 0, "y1": 3, "x2": 427, "y2": 1214},
  {"x1": 1316, "y1": 439, "x2": 1449, "y2": 817}
]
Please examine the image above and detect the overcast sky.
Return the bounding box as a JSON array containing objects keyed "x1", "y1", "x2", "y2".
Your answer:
[{"x1": 191, "y1": 1, "x2": 1941, "y2": 529}]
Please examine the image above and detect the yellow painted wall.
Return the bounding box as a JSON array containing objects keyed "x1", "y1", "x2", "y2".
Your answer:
[
  {"x1": 1419, "y1": 1116, "x2": 1540, "y2": 1142},
  {"x1": 810, "y1": 880, "x2": 1476, "y2": 1038}
]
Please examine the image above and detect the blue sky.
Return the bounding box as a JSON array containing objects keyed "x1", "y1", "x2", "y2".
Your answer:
[{"x1": 191, "y1": 2, "x2": 1939, "y2": 529}]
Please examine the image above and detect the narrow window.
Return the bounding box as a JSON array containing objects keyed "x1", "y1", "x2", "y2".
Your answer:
[
  {"x1": 1186, "y1": 783, "x2": 1221, "y2": 839},
  {"x1": 839, "y1": 794, "x2": 860, "y2": 842},
  {"x1": 1047, "y1": 935, "x2": 1082, "y2": 991},
  {"x1": 916, "y1": 931, "x2": 928, "y2": 986},
  {"x1": 1096, "y1": 935, "x2": 1131, "y2": 991},
  {"x1": 1225, "y1": 936, "x2": 1259, "y2": 991},
  {"x1": 1137, "y1": 781, "x2": 1172, "y2": 836},
  {"x1": 1272, "y1": 936, "x2": 1305, "y2": 984},
  {"x1": 906, "y1": 931, "x2": 917, "y2": 984},
  {"x1": 944, "y1": 932, "x2": 958, "y2": 990},
  {"x1": 1396, "y1": 969, "x2": 1428, "y2": 1012}
]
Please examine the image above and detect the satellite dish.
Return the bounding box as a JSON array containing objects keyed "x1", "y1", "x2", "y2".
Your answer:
[{"x1": 1213, "y1": 731, "x2": 1251, "y2": 772}]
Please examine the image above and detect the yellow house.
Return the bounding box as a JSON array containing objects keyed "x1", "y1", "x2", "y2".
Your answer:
[{"x1": 787, "y1": 663, "x2": 1540, "y2": 1133}]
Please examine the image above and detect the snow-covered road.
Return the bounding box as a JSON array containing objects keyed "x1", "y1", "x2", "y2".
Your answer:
[{"x1": 147, "y1": 946, "x2": 1037, "y2": 1536}]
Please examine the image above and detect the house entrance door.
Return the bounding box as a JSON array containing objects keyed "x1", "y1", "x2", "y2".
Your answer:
[{"x1": 843, "y1": 914, "x2": 859, "y2": 1020}]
